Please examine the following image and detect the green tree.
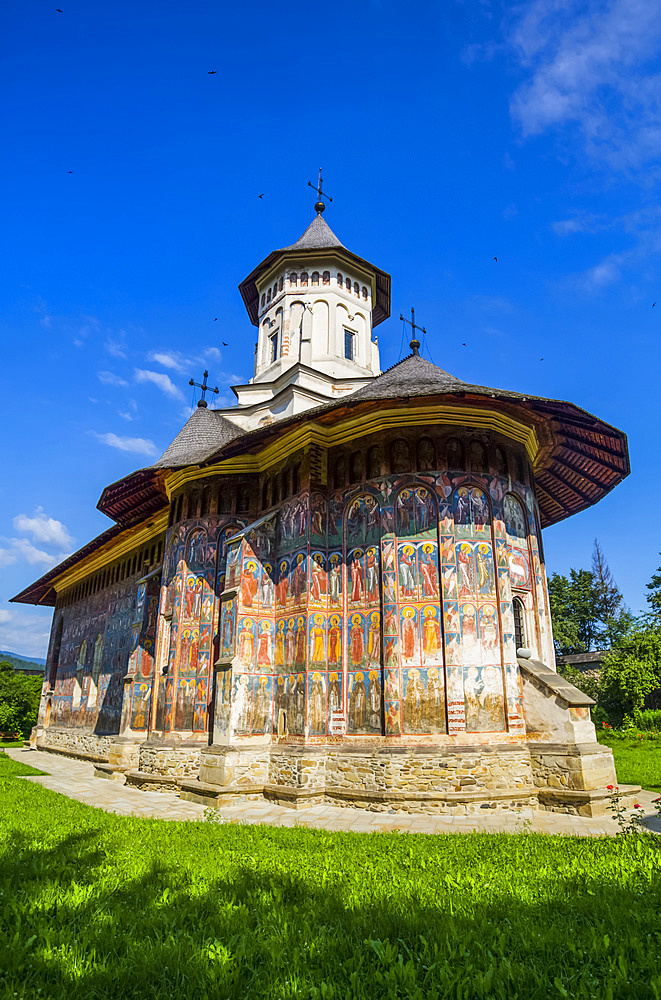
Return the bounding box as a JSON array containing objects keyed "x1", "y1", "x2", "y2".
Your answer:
[
  {"x1": 646, "y1": 554, "x2": 661, "y2": 618},
  {"x1": 548, "y1": 568, "x2": 602, "y2": 654},
  {"x1": 0, "y1": 662, "x2": 43, "y2": 738},
  {"x1": 599, "y1": 624, "x2": 661, "y2": 723}
]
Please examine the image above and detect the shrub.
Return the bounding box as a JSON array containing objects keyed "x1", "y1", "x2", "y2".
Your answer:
[{"x1": 0, "y1": 662, "x2": 42, "y2": 738}]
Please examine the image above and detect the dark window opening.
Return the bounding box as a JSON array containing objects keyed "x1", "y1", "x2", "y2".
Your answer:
[
  {"x1": 270, "y1": 332, "x2": 279, "y2": 364},
  {"x1": 513, "y1": 598, "x2": 526, "y2": 651},
  {"x1": 344, "y1": 329, "x2": 355, "y2": 361}
]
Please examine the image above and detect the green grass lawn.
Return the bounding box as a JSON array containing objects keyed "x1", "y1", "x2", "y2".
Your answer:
[
  {"x1": 2, "y1": 753, "x2": 661, "y2": 999},
  {"x1": 597, "y1": 731, "x2": 661, "y2": 791}
]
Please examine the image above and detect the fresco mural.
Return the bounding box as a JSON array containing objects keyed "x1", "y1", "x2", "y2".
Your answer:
[{"x1": 45, "y1": 462, "x2": 543, "y2": 747}]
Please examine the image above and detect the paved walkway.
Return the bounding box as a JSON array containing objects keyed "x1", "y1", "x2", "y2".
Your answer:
[{"x1": 6, "y1": 747, "x2": 660, "y2": 836}]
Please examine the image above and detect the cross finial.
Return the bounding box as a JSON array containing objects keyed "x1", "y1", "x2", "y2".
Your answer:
[
  {"x1": 308, "y1": 167, "x2": 332, "y2": 215},
  {"x1": 399, "y1": 307, "x2": 426, "y2": 357},
  {"x1": 188, "y1": 369, "x2": 219, "y2": 409}
]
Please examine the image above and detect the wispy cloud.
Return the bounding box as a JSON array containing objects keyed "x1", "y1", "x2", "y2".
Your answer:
[
  {"x1": 97, "y1": 370, "x2": 129, "y2": 388},
  {"x1": 13, "y1": 508, "x2": 74, "y2": 549},
  {"x1": 134, "y1": 368, "x2": 185, "y2": 400},
  {"x1": 149, "y1": 351, "x2": 188, "y2": 372},
  {"x1": 92, "y1": 432, "x2": 158, "y2": 456},
  {"x1": 0, "y1": 538, "x2": 61, "y2": 568},
  {"x1": 0, "y1": 606, "x2": 55, "y2": 659},
  {"x1": 106, "y1": 331, "x2": 128, "y2": 359},
  {"x1": 509, "y1": 0, "x2": 661, "y2": 170}
]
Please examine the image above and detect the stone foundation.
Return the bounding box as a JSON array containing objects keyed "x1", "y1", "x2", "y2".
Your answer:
[
  {"x1": 35, "y1": 726, "x2": 115, "y2": 763},
  {"x1": 124, "y1": 738, "x2": 205, "y2": 791}
]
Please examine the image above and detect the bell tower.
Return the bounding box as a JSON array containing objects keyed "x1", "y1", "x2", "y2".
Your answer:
[{"x1": 229, "y1": 177, "x2": 391, "y2": 429}]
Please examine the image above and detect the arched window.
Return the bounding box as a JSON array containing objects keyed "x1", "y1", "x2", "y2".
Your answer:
[
  {"x1": 279, "y1": 275, "x2": 284, "y2": 291},
  {"x1": 390, "y1": 438, "x2": 410, "y2": 473},
  {"x1": 345, "y1": 276, "x2": 351, "y2": 291},
  {"x1": 323, "y1": 270, "x2": 330, "y2": 285},
  {"x1": 367, "y1": 444, "x2": 382, "y2": 478},
  {"x1": 289, "y1": 272, "x2": 298, "y2": 286},
  {"x1": 362, "y1": 285, "x2": 368, "y2": 299},
  {"x1": 495, "y1": 446, "x2": 508, "y2": 477},
  {"x1": 336, "y1": 272, "x2": 343, "y2": 286},
  {"x1": 416, "y1": 437, "x2": 435, "y2": 471},
  {"x1": 468, "y1": 440, "x2": 488, "y2": 472},
  {"x1": 273, "y1": 282, "x2": 278, "y2": 298},
  {"x1": 333, "y1": 456, "x2": 346, "y2": 490},
  {"x1": 267, "y1": 288, "x2": 272, "y2": 303},
  {"x1": 237, "y1": 485, "x2": 251, "y2": 516},
  {"x1": 446, "y1": 437, "x2": 463, "y2": 470},
  {"x1": 513, "y1": 597, "x2": 526, "y2": 651},
  {"x1": 350, "y1": 451, "x2": 364, "y2": 482},
  {"x1": 261, "y1": 293, "x2": 266, "y2": 308},
  {"x1": 354, "y1": 281, "x2": 359, "y2": 296},
  {"x1": 300, "y1": 272, "x2": 308, "y2": 287},
  {"x1": 311, "y1": 271, "x2": 319, "y2": 286},
  {"x1": 48, "y1": 617, "x2": 64, "y2": 689}
]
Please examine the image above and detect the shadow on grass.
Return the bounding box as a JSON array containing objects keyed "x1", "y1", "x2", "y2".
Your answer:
[{"x1": 2, "y1": 808, "x2": 661, "y2": 1000}]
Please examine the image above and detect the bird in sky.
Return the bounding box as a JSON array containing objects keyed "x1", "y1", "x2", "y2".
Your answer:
[
  {"x1": 68, "y1": 170, "x2": 73, "y2": 174},
  {"x1": 258, "y1": 193, "x2": 264, "y2": 199},
  {"x1": 56, "y1": 8, "x2": 63, "y2": 11},
  {"x1": 222, "y1": 341, "x2": 228, "y2": 347},
  {"x1": 214, "y1": 317, "x2": 218, "y2": 321},
  {"x1": 462, "y1": 342, "x2": 467, "y2": 347},
  {"x1": 493, "y1": 256, "x2": 498, "y2": 262},
  {"x1": 540, "y1": 358, "x2": 544, "y2": 361},
  {"x1": 653, "y1": 302, "x2": 656, "y2": 308},
  {"x1": 208, "y1": 70, "x2": 217, "y2": 74}
]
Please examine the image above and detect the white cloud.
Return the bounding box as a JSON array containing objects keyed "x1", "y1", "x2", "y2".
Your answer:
[
  {"x1": 106, "y1": 332, "x2": 128, "y2": 358},
  {"x1": 0, "y1": 538, "x2": 61, "y2": 568},
  {"x1": 98, "y1": 370, "x2": 129, "y2": 387},
  {"x1": 0, "y1": 607, "x2": 53, "y2": 659},
  {"x1": 134, "y1": 368, "x2": 185, "y2": 400},
  {"x1": 92, "y1": 432, "x2": 158, "y2": 457},
  {"x1": 13, "y1": 509, "x2": 74, "y2": 549},
  {"x1": 149, "y1": 351, "x2": 188, "y2": 372},
  {"x1": 509, "y1": 0, "x2": 661, "y2": 169}
]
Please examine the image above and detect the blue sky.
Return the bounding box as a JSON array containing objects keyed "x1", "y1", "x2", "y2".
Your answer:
[{"x1": 2, "y1": 0, "x2": 660, "y2": 656}]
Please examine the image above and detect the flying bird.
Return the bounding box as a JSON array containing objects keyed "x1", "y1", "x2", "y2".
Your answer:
[
  {"x1": 56, "y1": 7, "x2": 63, "y2": 11},
  {"x1": 214, "y1": 317, "x2": 218, "y2": 321},
  {"x1": 540, "y1": 358, "x2": 544, "y2": 361},
  {"x1": 222, "y1": 341, "x2": 228, "y2": 346},
  {"x1": 258, "y1": 193, "x2": 264, "y2": 199},
  {"x1": 208, "y1": 70, "x2": 217, "y2": 74},
  {"x1": 68, "y1": 170, "x2": 73, "y2": 174},
  {"x1": 493, "y1": 256, "x2": 498, "y2": 262},
  {"x1": 462, "y1": 342, "x2": 467, "y2": 347},
  {"x1": 653, "y1": 302, "x2": 656, "y2": 308}
]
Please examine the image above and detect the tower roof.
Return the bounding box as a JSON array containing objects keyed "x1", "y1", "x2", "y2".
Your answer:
[{"x1": 238, "y1": 215, "x2": 391, "y2": 327}]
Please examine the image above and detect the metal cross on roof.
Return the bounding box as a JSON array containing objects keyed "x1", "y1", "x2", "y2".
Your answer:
[
  {"x1": 308, "y1": 167, "x2": 332, "y2": 215},
  {"x1": 188, "y1": 369, "x2": 219, "y2": 409},
  {"x1": 399, "y1": 307, "x2": 426, "y2": 356}
]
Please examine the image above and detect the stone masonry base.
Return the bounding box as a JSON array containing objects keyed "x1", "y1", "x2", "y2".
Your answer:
[{"x1": 34, "y1": 727, "x2": 638, "y2": 817}]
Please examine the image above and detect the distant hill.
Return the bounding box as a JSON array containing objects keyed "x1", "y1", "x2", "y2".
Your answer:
[{"x1": 0, "y1": 650, "x2": 46, "y2": 673}]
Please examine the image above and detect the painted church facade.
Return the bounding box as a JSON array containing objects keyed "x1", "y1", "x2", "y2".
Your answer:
[{"x1": 14, "y1": 203, "x2": 632, "y2": 815}]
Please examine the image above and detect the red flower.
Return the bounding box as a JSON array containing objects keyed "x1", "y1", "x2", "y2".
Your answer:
[
  {"x1": 634, "y1": 803, "x2": 642, "y2": 809},
  {"x1": 607, "y1": 784, "x2": 615, "y2": 790}
]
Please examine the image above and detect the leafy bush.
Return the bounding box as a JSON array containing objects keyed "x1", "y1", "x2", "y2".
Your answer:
[
  {"x1": 599, "y1": 626, "x2": 661, "y2": 724},
  {"x1": 632, "y1": 708, "x2": 661, "y2": 732},
  {"x1": 0, "y1": 661, "x2": 42, "y2": 738},
  {"x1": 556, "y1": 663, "x2": 599, "y2": 702}
]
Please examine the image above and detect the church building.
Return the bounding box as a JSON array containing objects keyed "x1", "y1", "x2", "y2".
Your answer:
[{"x1": 13, "y1": 190, "x2": 632, "y2": 815}]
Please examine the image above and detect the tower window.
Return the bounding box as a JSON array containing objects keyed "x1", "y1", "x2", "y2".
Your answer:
[
  {"x1": 336, "y1": 272, "x2": 343, "y2": 286},
  {"x1": 362, "y1": 285, "x2": 368, "y2": 299},
  {"x1": 354, "y1": 281, "x2": 359, "y2": 295},
  {"x1": 344, "y1": 328, "x2": 355, "y2": 361},
  {"x1": 345, "y1": 276, "x2": 351, "y2": 291},
  {"x1": 289, "y1": 272, "x2": 298, "y2": 286},
  {"x1": 513, "y1": 597, "x2": 526, "y2": 651},
  {"x1": 260, "y1": 293, "x2": 266, "y2": 308},
  {"x1": 323, "y1": 270, "x2": 330, "y2": 285},
  {"x1": 312, "y1": 271, "x2": 319, "y2": 286},
  {"x1": 270, "y1": 332, "x2": 279, "y2": 363},
  {"x1": 301, "y1": 272, "x2": 308, "y2": 287}
]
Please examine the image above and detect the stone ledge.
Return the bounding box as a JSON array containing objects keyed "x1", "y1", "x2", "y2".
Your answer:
[
  {"x1": 125, "y1": 769, "x2": 184, "y2": 792},
  {"x1": 36, "y1": 742, "x2": 108, "y2": 764},
  {"x1": 518, "y1": 657, "x2": 595, "y2": 707},
  {"x1": 327, "y1": 785, "x2": 539, "y2": 805},
  {"x1": 538, "y1": 783, "x2": 641, "y2": 817},
  {"x1": 93, "y1": 764, "x2": 128, "y2": 782}
]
